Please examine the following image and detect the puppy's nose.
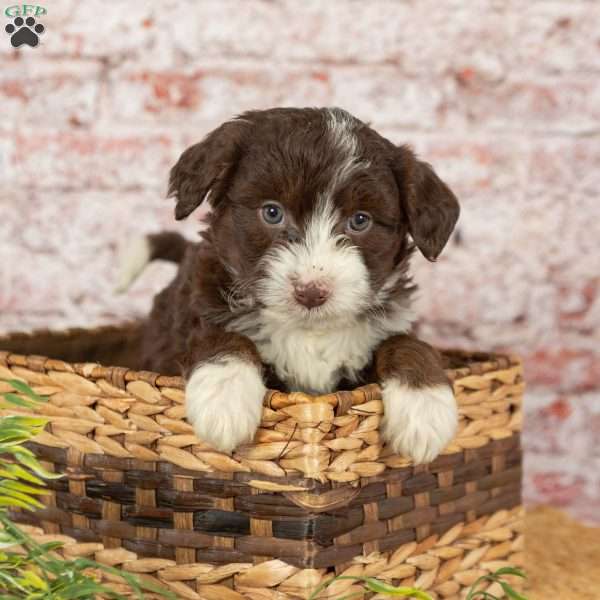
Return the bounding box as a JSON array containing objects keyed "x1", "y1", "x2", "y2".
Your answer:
[
  {"x1": 294, "y1": 282, "x2": 330, "y2": 309},
  {"x1": 286, "y1": 228, "x2": 302, "y2": 244}
]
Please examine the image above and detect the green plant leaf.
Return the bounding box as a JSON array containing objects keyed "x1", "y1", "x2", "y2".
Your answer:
[
  {"x1": 500, "y1": 581, "x2": 529, "y2": 600},
  {"x1": 466, "y1": 567, "x2": 528, "y2": 600},
  {"x1": 0, "y1": 467, "x2": 19, "y2": 480},
  {"x1": 0, "y1": 529, "x2": 17, "y2": 542},
  {"x1": 0, "y1": 464, "x2": 45, "y2": 486},
  {"x1": 13, "y1": 452, "x2": 62, "y2": 479},
  {"x1": 0, "y1": 494, "x2": 40, "y2": 510},
  {"x1": 38, "y1": 542, "x2": 66, "y2": 554},
  {"x1": 6, "y1": 416, "x2": 48, "y2": 429},
  {"x1": 0, "y1": 425, "x2": 39, "y2": 440},
  {"x1": 19, "y1": 569, "x2": 48, "y2": 590},
  {"x1": 0, "y1": 403, "x2": 175, "y2": 600},
  {"x1": 493, "y1": 567, "x2": 526, "y2": 579},
  {"x1": 2, "y1": 447, "x2": 36, "y2": 462},
  {"x1": 1, "y1": 480, "x2": 49, "y2": 496},
  {"x1": 3, "y1": 380, "x2": 45, "y2": 402},
  {"x1": 364, "y1": 578, "x2": 433, "y2": 599},
  {"x1": 53, "y1": 580, "x2": 124, "y2": 599},
  {"x1": 0, "y1": 570, "x2": 29, "y2": 593},
  {"x1": 0, "y1": 437, "x2": 34, "y2": 450},
  {"x1": 0, "y1": 483, "x2": 46, "y2": 504},
  {"x1": 1, "y1": 392, "x2": 39, "y2": 410},
  {"x1": 0, "y1": 490, "x2": 45, "y2": 509}
]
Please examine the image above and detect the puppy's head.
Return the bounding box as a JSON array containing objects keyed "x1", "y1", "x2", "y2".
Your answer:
[{"x1": 169, "y1": 108, "x2": 459, "y2": 325}]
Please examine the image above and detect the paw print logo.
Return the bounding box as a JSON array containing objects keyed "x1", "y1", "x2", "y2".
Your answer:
[{"x1": 5, "y1": 16, "x2": 45, "y2": 48}]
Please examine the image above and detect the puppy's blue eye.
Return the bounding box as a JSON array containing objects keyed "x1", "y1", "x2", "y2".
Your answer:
[
  {"x1": 348, "y1": 211, "x2": 372, "y2": 232},
  {"x1": 261, "y1": 202, "x2": 285, "y2": 225}
]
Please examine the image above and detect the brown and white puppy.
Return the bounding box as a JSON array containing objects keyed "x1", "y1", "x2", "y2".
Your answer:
[{"x1": 121, "y1": 107, "x2": 460, "y2": 463}]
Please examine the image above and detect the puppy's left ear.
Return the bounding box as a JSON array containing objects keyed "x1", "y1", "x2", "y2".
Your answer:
[
  {"x1": 392, "y1": 145, "x2": 460, "y2": 261},
  {"x1": 169, "y1": 119, "x2": 248, "y2": 220}
]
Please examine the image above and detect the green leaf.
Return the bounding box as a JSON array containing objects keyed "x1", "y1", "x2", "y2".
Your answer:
[
  {"x1": 0, "y1": 464, "x2": 45, "y2": 486},
  {"x1": 8, "y1": 416, "x2": 48, "y2": 428},
  {"x1": 20, "y1": 569, "x2": 48, "y2": 590},
  {"x1": 307, "y1": 575, "x2": 433, "y2": 600},
  {"x1": 493, "y1": 567, "x2": 526, "y2": 579},
  {"x1": 0, "y1": 494, "x2": 40, "y2": 510},
  {"x1": 0, "y1": 542, "x2": 18, "y2": 550},
  {"x1": 4, "y1": 380, "x2": 45, "y2": 402},
  {"x1": 307, "y1": 575, "x2": 336, "y2": 600},
  {"x1": 0, "y1": 570, "x2": 29, "y2": 593},
  {"x1": 0, "y1": 484, "x2": 174, "y2": 600},
  {"x1": 1, "y1": 480, "x2": 48, "y2": 496},
  {"x1": 0, "y1": 487, "x2": 45, "y2": 509},
  {"x1": 0, "y1": 423, "x2": 38, "y2": 436},
  {"x1": 2, "y1": 447, "x2": 36, "y2": 461},
  {"x1": 500, "y1": 581, "x2": 529, "y2": 600},
  {"x1": 1, "y1": 392, "x2": 39, "y2": 409},
  {"x1": 0, "y1": 529, "x2": 17, "y2": 541},
  {"x1": 0, "y1": 467, "x2": 19, "y2": 480},
  {"x1": 0, "y1": 435, "x2": 34, "y2": 448},
  {"x1": 38, "y1": 541, "x2": 65, "y2": 553},
  {"x1": 364, "y1": 578, "x2": 434, "y2": 599},
  {"x1": 51, "y1": 580, "x2": 124, "y2": 599},
  {"x1": 14, "y1": 453, "x2": 62, "y2": 479}
]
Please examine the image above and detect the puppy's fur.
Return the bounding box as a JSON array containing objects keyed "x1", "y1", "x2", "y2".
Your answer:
[{"x1": 130, "y1": 107, "x2": 460, "y2": 463}]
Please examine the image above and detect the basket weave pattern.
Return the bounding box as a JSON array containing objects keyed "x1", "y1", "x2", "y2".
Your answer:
[{"x1": 0, "y1": 328, "x2": 524, "y2": 599}]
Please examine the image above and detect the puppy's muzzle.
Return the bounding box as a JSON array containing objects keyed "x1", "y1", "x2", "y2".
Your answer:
[{"x1": 293, "y1": 282, "x2": 330, "y2": 309}]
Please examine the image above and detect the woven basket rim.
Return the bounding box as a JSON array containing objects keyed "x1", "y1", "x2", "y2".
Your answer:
[
  {"x1": 0, "y1": 326, "x2": 525, "y2": 510},
  {"x1": 0, "y1": 324, "x2": 522, "y2": 404}
]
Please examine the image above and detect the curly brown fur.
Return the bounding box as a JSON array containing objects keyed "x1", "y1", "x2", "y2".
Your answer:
[{"x1": 133, "y1": 107, "x2": 460, "y2": 459}]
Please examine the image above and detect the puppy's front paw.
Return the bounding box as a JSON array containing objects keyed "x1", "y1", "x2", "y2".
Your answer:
[
  {"x1": 382, "y1": 380, "x2": 458, "y2": 464},
  {"x1": 185, "y1": 357, "x2": 266, "y2": 453}
]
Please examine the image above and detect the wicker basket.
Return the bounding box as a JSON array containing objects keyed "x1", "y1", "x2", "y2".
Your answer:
[{"x1": 0, "y1": 327, "x2": 524, "y2": 600}]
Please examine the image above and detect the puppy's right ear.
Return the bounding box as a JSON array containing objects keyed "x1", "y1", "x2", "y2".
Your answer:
[
  {"x1": 391, "y1": 145, "x2": 460, "y2": 262},
  {"x1": 168, "y1": 119, "x2": 248, "y2": 220}
]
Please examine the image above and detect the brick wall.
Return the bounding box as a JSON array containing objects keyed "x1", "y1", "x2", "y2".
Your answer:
[{"x1": 1, "y1": 1, "x2": 598, "y2": 522}]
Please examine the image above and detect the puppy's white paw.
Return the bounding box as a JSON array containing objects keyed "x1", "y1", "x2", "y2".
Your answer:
[
  {"x1": 186, "y1": 357, "x2": 266, "y2": 453},
  {"x1": 382, "y1": 380, "x2": 458, "y2": 464}
]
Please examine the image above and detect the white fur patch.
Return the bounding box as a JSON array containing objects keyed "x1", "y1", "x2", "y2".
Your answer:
[
  {"x1": 114, "y1": 236, "x2": 151, "y2": 293},
  {"x1": 325, "y1": 108, "x2": 370, "y2": 198},
  {"x1": 381, "y1": 381, "x2": 458, "y2": 464},
  {"x1": 256, "y1": 200, "x2": 371, "y2": 324},
  {"x1": 185, "y1": 356, "x2": 266, "y2": 453},
  {"x1": 326, "y1": 108, "x2": 359, "y2": 158},
  {"x1": 229, "y1": 201, "x2": 415, "y2": 393}
]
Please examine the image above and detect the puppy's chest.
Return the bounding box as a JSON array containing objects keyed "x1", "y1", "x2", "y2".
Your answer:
[{"x1": 228, "y1": 313, "x2": 386, "y2": 393}]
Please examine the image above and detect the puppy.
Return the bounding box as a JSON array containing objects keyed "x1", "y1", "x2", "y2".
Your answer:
[{"x1": 124, "y1": 107, "x2": 460, "y2": 464}]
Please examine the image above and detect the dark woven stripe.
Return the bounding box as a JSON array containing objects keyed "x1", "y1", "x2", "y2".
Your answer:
[{"x1": 17, "y1": 429, "x2": 523, "y2": 568}]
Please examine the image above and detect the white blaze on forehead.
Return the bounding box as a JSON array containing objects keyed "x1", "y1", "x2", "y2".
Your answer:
[
  {"x1": 326, "y1": 107, "x2": 359, "y2": 156},
  {"x1": 302, "y1": 197, "x2": 344, "y2": 275},
  {"x1": 325, "y1": 108, "x2": 370, "y2": 197}
]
